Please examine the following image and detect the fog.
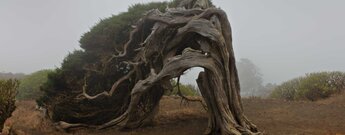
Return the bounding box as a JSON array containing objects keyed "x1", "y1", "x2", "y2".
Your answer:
[{"x1": 1, "y1": 0, "x2": 344, "y2": 84}]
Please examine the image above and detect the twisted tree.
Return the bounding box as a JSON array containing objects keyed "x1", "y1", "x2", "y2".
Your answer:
[{"x1": 48, "y1": 0, "x2": 260, "y2": 134}]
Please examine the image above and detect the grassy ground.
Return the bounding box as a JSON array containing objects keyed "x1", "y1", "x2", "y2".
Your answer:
[{"x1": 2, "y1": 94, "x2": 345, "y2": 135}]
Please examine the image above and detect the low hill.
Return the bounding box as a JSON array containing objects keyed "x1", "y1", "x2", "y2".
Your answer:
[{"x1": 0, "y1": 72, "x2": 25, "y2": 80}]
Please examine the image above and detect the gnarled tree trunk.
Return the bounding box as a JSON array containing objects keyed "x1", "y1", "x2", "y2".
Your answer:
[{"x1": 59, "y1": 0, "x2": 260, "y2": 134}]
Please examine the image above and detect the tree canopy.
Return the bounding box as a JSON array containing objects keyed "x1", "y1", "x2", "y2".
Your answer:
[{"x1": 38, "y1": 0, "x2": 194, "y2": 126}]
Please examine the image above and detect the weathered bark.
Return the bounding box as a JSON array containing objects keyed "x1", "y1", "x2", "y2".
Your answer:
[{"x1": 58, "y1": 0, "x2": 261, "y2": 134}]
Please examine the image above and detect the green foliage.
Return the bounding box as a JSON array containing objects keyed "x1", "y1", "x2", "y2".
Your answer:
[
  {"x1": 17, "y1": 69, "x2": 53, "y2": 100},
  {"x1": 169, "y1": 0, "x2": 214, "y2": 7},
  {"x1": 38, "y1": 1, "x2": 186, "y2": 124},
  {"x1": 80, "y1": 2, "x2": 168, "y2": 53},
  {"x1": 270, "y1": 71, "x2": 345, "y2": 101},
  {"x1": 270, "y1": 78, "x2": 301, "y2": 100},
  {"x1": 0, "y1": 79, "x2": 19, "y2": 131},
  {"x1": 165, "y1": 80, "x2": 199, "y2": 96}
]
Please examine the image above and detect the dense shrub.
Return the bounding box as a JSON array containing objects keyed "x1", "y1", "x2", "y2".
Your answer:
[
  {"x1": 0, "y1": 79, "x2": 19, "y2": 132},
  {"x1": 270, "y1": 78, "x2": 302, "y2": 100},
  {"x1": 17, "y1": 70, "x2": 53, "y2": 100},
  {"x1": 270, "y1": 71, "x2": 345, "y2": 101}
]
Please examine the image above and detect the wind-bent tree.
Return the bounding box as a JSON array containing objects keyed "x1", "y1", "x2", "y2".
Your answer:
[
  {"x1": 38, "y1": 3, "x2": 171, "y2": 126},
  {"x1": 41, "y1": 0, "x2": 260, "y2": 134}
]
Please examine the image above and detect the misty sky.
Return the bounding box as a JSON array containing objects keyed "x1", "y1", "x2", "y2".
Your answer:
[{"x1": 0, "y1": 0, "x2": 344, "y2": 84}]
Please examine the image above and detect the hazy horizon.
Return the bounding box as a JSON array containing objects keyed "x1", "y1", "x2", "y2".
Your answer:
[{"x1": 1, "y1": 0, "x2": 344, "y2": 84}]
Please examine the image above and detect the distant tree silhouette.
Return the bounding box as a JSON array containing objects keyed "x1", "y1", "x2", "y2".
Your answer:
[{"x1": 237, "y1": 58, "x2": 264, "y2": 96}]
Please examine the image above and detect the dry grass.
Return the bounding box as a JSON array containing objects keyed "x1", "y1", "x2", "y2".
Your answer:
[{"x1": 2, "y1": 94, "x2": 345, "y2": 135}]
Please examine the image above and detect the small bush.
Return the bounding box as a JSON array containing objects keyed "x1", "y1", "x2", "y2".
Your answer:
[
  {"x1": 165, "y1": 80, "x2": 199, "y2": 96},
  {"x1": 270, "y1": 78, "x2": 302, "y2": 100},
  {"x1": 270, "y1": 71, "x2": 345, "y2": 101},
  {"x1": 0, "y1": 79, "x2": 19, "y2": 132}
]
